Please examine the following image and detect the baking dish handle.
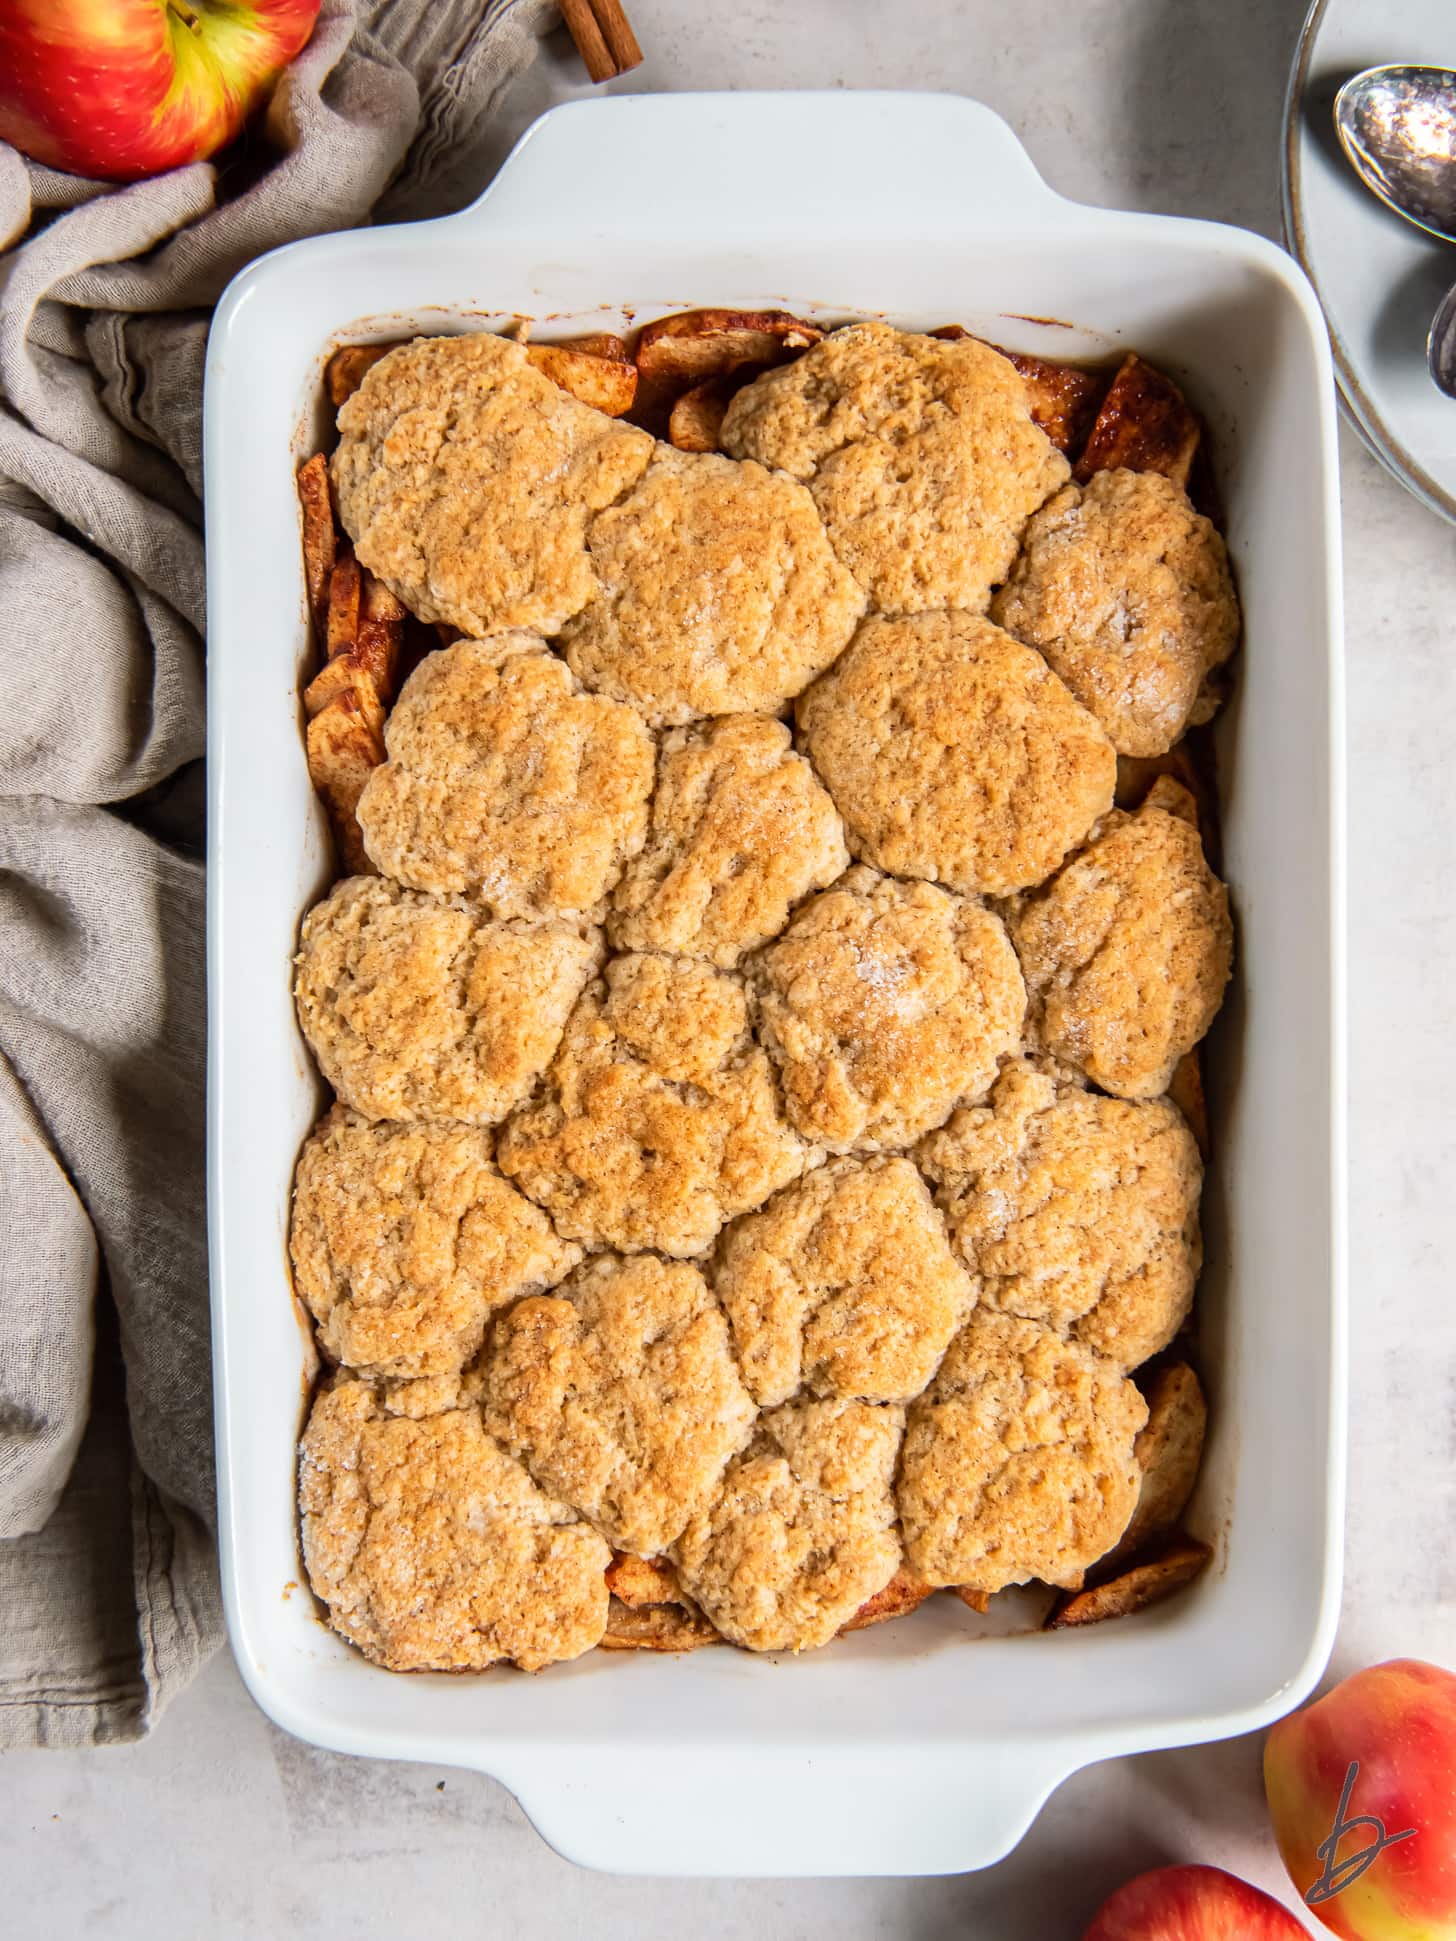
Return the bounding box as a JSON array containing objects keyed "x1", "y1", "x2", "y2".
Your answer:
[
  {"x1": 500, "y1": 1740, "x2": 1076, "y2": 1877},
  {"x1": 461, "y1": 91, "x2": 1068, "y2": 245}
]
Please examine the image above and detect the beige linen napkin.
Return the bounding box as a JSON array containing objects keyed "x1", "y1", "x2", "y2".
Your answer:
[{"x1": 0, "y1": 0, "x2": 555, "y2": 1747}]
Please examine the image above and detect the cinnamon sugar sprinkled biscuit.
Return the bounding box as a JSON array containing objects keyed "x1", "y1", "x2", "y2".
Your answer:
[
  {"x1": 672, "y1": 1395, "x2": 904, "y2": 1652},
  {"x1": 483, "y1": 1253, "x2": 756, "y2": 1555},
  {"x1": 897, "y1": 1309, "x2": 1146, "y2": 1592},
  {"x1": 497, "y1": 952, "x2": 810, "y2": 1257},
  {"x1": 290, "y1": 1107, "x2": 580, "y2": 1378},
  {"x1": 332, "y1": 333, "x2": 652, "y2": 638},
  {"x1": 561, "y1": 448, "x2": 865, "y2": 726},
  {"x1": 749, "y1": 866, "x2": 1025, "y2": 1153},
  {"x1": 714, "y1": 1156, "x2": 974, "y2": 1405},
  {"x1": 721, "y1": 323, "x2": 1068, "y2": 614},
  {"x1": 992, "y1": 469, "x2": 1239, "y2": 757},
  {"x1": 1010, "y1": 799, "x2": 1233, "y2": 1099},
  {"x1": 356, "y1": 635, "x2": 654, "y2": 918},
  {"x1": 293, "y1": 874, "x2": 601, "y2": 1124},
  {"x1": 299, "y1": 1374, "x2": 610, "y2": 1671},
  {"x1": 798, "y1": 611, "x2": 1116, "y2": 897},
  {"x1": 917, "y1": 1060, "x2": 1202, "y2": 1370},
  {"x1": 610, "y1": 714, "x2": 849, "y2": 968}
]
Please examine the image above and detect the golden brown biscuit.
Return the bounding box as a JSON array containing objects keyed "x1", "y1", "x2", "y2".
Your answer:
[
  {"x1": 897, "y1": 1309, "x2": 1147, "y2": 1592},
  {"x1": 917, "y1": 1060, "x2": 1202, "y2": 1369},
  {"x1": 609, "y1": 715, "x2": 849, "y2": 968},
  {"x1": 561, "y1": 448, "x2": 865, "y2": 725},
  {"x1": 1010, "y1": 799, "x2": 1233, "y2": 1099},
  {"x1": 355, "y1": 635, "x2": 654, "y2": 918},
  {"x1": 299, "y1": 1374, "x2": 610, "y2": 1671},
  {"x1": 672, "y1": 1395, "x2": 904, "y2": 1652},
  {"x1": 293, "y1": 874, "x2": 601, "y2": 1123},
  {"x1": 749, "y1": 866, "x2": 1025, "y2": 1152},
  {"x1": 991, "y1": 469, "x2": 1239, "y2": 757},
  {"x1": 483, "y1": 1253, "x2": 756, "y2": 1554},
  {"x1": 720, "y1": 323, "x2": 1069, "y2": 613},
  {"x1": 714, "y1": 1156, "x2": 974, "y2": 1405},
  {"x1": 798, "y1": 611, "x2": 1116, "y2": 897},
  {"x1": 497, "y1": 953, "x2": 810, "y2": 1257},
  {"x1": 1105, "y1": 1361, "x2": 1207, "y2": 1567},
  {"x1": 290, "y1": 1107, "x2": 580, "y2": 1378},
  {"x1": 331, "y1": 333, "x2": 652, "y2": 637}
]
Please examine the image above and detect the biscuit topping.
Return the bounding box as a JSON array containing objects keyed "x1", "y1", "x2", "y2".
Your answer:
[
  {"x1": 290, "y1": 1107, "x2": 580, "y2": 1378},
  {"x1": 721, "y1": 322, "x2": 1069, "y2": 613},
  {"x1": 610, "y1": 714, "x2": 849, "y2": 968},
  {"x1": 897, "y1": 1309, "x2": 1146, "y2": 1592},
  {"x1": 562, "y1": 447, "x2": 865, "y2": 725},
  {"x1": 299, "y1": 1375, "x2": 610, "y2": 1672},
  {"x1": 332, "y1": 333, "x2": 653, "y2": 637},
  {"x1": 715, "y1": 1156, "x2": 974, "y2": 1405},
  {"x1": 918, "y1": 1060, "x2": 1202, "y2": 1368},
  {"x1": 673, "y1": 1395, "x2": 904, "y2": 1652},
  {"x1": 750, "y1": 866, "x2": 1026, "y2": 1152},
  {"x1": 1010, "y1": 799, "x2": 1233, "y2": 1099},
  {"x1": 483, "y1": 1253, "x2": 757, "y2": 1555},
  {"x1": 497, "y1": 952, "x2": 810, "y2": 1256},
  {"x1": 294, "y1": 873, "x2": 601, "y2": 1122},
  {"x1": 295, "y1": 319, "x2": 1238, "y2": 1673},
  {"x1": 798, "y1": 611, "x2": 1117, "y2": 897},
  {"x1": 356, "y1": 635, "x2": 654, "y2": 918},
  {"x1": 992, "y1": 468, "x2": 1239, "y2": 757}
]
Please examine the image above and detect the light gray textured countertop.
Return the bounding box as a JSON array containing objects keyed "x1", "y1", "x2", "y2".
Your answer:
[{"x1": 9, "y1": 2, "x2": 1456, "y2": 1932}]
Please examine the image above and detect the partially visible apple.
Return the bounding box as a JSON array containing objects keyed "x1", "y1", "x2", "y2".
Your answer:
[
  {"x1": 0, "y1": 0, "x2": 320, "y2": 182},
  {"x1": 1083, "y1": 1863, "x2": 1310, "y2": 1938},
  {"x1": 1265, "y1": 1658, "x2": 1456, "y2": 1940}
]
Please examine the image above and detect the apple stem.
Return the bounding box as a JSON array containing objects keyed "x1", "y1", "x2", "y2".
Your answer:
[{"x1": 167, "y1": 0, "x2": 203, "y2": 32}]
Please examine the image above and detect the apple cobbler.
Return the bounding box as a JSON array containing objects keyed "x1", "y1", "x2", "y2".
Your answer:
[{"x1": 290, "y1": 311, "x2": 1233, "y2": 1670}]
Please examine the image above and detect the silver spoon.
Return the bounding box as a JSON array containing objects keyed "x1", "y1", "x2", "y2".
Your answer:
[
  {"x1": 1431, "y1": 282, "x2": 1456, "y2": 399},
  {"x1": 1335, "y1": 64, "x2": 1456, "y2": 243},
  {"x1": 1333, "y1": 65, "x2": 1456, "y2": 398}
]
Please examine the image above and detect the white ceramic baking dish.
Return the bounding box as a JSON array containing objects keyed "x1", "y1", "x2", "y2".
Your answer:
[{"x1": 204, "y1": 91, "x2": 1347, "y2": 1878}]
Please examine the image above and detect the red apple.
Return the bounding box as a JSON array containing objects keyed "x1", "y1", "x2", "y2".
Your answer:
[
  {"x1": 0, "y1": 0, "x2": 320, "y2": 182},
  {"x1": 1265, "y1": 1659, "x2": 1456, "y2": 1940},
  {"x1": 1083, "y1": 1864, "x2": 1311, "y2": 1938}
]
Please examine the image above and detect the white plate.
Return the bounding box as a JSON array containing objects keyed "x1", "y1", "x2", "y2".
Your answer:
[
  {"x1": 1283, "y1": 0, "x2": 1456, "y2": 521},
  {"x1": 204, "y1": 91, "x2": 1347, "y2": 1878}
]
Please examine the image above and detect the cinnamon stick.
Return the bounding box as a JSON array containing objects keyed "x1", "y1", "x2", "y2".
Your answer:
[
  {"x1": 589, "y1": 0, "x2": 642, "y2": 74},
  {"x1": 559, "y1": 0, "x2": 642, "y2": 81},
  {"x1": 559, "y1": 0, "x2": 616, "y2": 82}
]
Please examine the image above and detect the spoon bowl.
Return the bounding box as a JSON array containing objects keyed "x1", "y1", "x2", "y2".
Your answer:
[
  {"x1": 1334, "y1": 64, "x2": 1456, "y2": 245},
  {"x1": 1430, "y1": 281, "x2": 1456, "y2": 399}
]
